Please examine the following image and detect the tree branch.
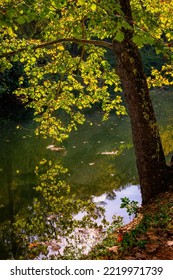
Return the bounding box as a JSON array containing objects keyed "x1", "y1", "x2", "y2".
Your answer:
[{"x1": 0, "y1": 38, "x2": 113, "y2": 59}]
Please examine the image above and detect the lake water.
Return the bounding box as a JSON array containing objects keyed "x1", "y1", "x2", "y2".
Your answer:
[{"x1": 0, "y1": 89, "x2": 173, "y2": 258}]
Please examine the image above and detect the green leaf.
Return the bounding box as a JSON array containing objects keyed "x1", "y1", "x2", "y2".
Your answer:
[
  {"x1": 114, "y1": 31, "x2": 124, "y2": 42},
  {"x1": 17, "y1": 16, "x2": 26, "y2": 24}
]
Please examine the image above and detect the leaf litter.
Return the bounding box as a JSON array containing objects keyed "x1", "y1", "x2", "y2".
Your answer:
[{"x1": 86, "y1": 190, "x2": 173, "y2": 260}]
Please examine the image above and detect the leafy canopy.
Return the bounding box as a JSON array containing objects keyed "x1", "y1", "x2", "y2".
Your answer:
[{"x1": 0, "y1": 0, "x2": 172, "y2": 141}]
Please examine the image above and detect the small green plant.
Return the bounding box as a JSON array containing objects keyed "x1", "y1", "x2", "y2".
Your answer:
[
  {"x1": 108, "y1": 215, "x2": 124, "y2": 233},
  {"x1": 136, "y1": 239, "x2": 147, "y2": 248},
  {"x1": 120, "y1": 197, "x2": 139, "y2": 220}
]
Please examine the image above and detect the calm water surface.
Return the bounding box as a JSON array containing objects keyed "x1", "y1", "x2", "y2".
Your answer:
[{"x1": 0, "y1": 90, "x2": 173, "y2": 258}]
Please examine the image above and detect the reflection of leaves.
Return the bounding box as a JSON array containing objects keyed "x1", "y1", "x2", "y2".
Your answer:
[
  {"x1": 13, "y1": 159, "x2": 106, "y2": 259},
  {"x1": 117, "y1": 143, "x2": 133, "y2": 156},
  {"x1": 106, "y1": 190, "x2": 116, "y2": 200}
]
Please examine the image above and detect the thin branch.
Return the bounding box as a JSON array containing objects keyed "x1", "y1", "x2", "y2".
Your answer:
[{"x1": 0, "y1": 38, "x2": 113, "y2": 59}]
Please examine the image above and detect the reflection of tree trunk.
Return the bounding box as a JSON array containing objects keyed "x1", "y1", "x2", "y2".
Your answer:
[
  {"x1": 4, "y1": 154, "x2": 17, "y2": 258},
  {"x1": 113, "y1": 0, "x2": 168, "y2": 204}
]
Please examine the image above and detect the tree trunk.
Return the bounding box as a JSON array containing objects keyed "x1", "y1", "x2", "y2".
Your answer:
[{"x1": 113, "y1": 0, "x2": 168, "y2": 204}]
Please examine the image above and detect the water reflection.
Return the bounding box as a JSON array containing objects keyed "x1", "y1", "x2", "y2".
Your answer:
[
  {"x1": 0, "y1": 113, "x2": 138, "y2": 259},
  {"x1": 0, "y1": 90, "x2": 173, "y2": 259},
  {"x1": 76, "y1": 184, "x2": 141, "y2": 224},
  {"x1": 100, "y1": 185, "x2": 142, "y2": 224}
]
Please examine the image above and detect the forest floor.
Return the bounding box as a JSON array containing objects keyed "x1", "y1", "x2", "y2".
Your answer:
[{"x1": 86, "y1": 189, "x2": 173, "y2": 260}]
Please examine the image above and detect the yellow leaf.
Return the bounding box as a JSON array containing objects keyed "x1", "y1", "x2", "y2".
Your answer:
[
  {"x1": 8, "y1": 27, "x2": 15, "y2": 37},
  {"x1": 57, "y1": 45, "x2": 64, "y2": 51},
  {"x1": 77, "y1": 0, "x2": 85, "y2": 5},
  {"x1": 91, "y1": 3, "x2": 97, "y2": 11},
  {"x1": 40, "y1": 159, "x2": 47, "y2": 165}
]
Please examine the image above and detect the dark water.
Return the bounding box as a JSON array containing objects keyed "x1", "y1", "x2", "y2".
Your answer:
[{"x1": 0, "y1": 89, "x2": 173, "y2": 258}]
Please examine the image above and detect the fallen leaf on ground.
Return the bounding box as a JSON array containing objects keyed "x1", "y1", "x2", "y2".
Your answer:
[
  {"x1": 167, "y1": 241, "x2": 173, "y2": 246},
  {"x1": 146, "y1": 230, "x2": 159, "y2": 241},
  {"x1": 145, "y1": 243, "x2": 159, "y2": 253},
  {"x1": 117, "y1": 233, "x2": 123, "y2": 242},
  {"x1": 135, "y1": 252, "x2": 147, "y2": 259},
  {"x1": 108, "y1": 246, "x2": 119, "y2": 253}
]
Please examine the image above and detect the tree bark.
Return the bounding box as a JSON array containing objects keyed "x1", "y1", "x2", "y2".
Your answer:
[{"x1": 113, "y1": 0, "x2": 168, "y2": 204}]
